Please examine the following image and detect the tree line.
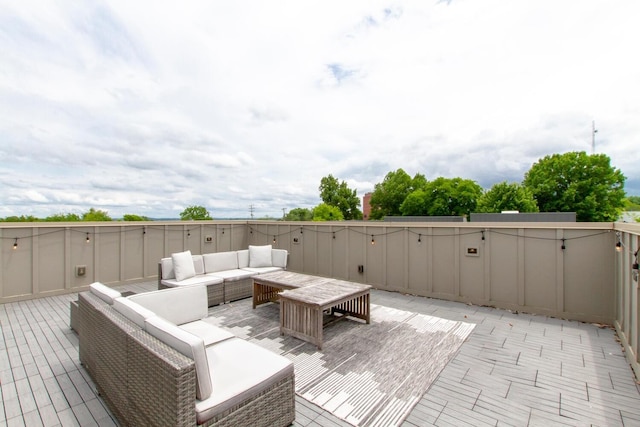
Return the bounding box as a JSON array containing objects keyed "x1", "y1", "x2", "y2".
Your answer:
[
  {"x1": 289, "y1": 151, "x2": 633, "y2": 223},
  {"x1": 2, "y1": 152, "x2": 637, "y2": 223},
  {"x1": 0, "y1": 206, "x2": 209, "y2": 222}
]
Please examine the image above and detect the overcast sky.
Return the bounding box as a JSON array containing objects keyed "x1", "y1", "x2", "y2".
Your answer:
[{"x1": 1, "y1": 1, "x2": 639, "y2": 219}]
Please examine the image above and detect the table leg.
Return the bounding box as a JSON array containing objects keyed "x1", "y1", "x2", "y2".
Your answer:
[
  {"x1": 253, "y1": 282, "x2": 282, "y2": 309},
  {"x1": 280, "y1": 298, "x2": 324, "y2": 349}
]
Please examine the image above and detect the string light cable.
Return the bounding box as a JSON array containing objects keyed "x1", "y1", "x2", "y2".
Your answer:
[{"x1": 2, "y1": 223, "x2": 626, "y2": 253}]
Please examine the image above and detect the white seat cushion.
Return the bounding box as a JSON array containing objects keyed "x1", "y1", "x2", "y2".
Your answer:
[
  {"x1": 180, "y1": 320, "x2": 235, "y2": 346},
  {"x1": 209, "y1": 269, "x2": 254, "y2": 281},
  {"x1": 248, "y1": 245, "x2": 273, "y2": 268},
  {"x1": 242, "y1": 266, "x2": 283, "y2": 274},
  {"x1": 172, "y1": 250, "x2": 196, "y2": 281},
  {"x1": 145, "y1": 316, "x2": 213, "y2": 400},
  {"x1": 129, "y1": 285, "x2": 208, "y2": 325},
  {"x1": 195, "y1": 337, "x2": 293, "y2": 424},
  {"x1": 89, "y1": 282, "x2": 121, "y2": 304},
  {"x1": 112, "y1": 297, "x2": 155, "y2": 328},
  {"x1": 161, "y1": 274, "x2": 223, "y2": 288}
]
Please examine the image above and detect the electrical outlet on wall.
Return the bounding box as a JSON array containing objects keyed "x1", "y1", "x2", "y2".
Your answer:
[{"x1": 75, "y1": 265, "x2": 87, "y2": 277}]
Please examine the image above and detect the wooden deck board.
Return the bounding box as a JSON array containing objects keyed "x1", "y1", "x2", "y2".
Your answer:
[{"x1": 2, "y1": 281, "x2": 640, "y2": 426}]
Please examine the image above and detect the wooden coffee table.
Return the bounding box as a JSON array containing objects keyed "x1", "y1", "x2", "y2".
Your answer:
[
  {"x1": 253, "y1": 271, "x2": 371, "y2": 349},
  {"x1": 252, "y1": 271, "x2": 330, "y2": 308}
]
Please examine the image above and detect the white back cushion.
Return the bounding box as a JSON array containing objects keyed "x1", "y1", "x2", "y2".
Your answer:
[
  {"x1": 172, "y1": 250, "x2": 196, "y2": 281},
  {"x1": 161, "y1": 258, "x2": 175, "y2": 280},
  {"x1": 128, "y1": 285, "x2": 208, "y2": 325},
  {"x1": 237, "y1": 250, "x2": 249, "y2": 268},
  {"x1": 272, "y1": 249, "x2": 288, "y2": 268},
  {"x1": 249, "y1": 245, "x2": 272, "y2": 268},
  {"x1": 203, "y1": 252, "x2": 238, "y2": 273},
  {"x1": 89, "y1": 282, "x2": 121, "y2": 304},
  {"x1": 192, "y1": 255, "x2": 205, "y2": 275},
  {"x1": 145, "y1": 316, "x2": 212, "y2": 400},
  {"x1": 112, "y1": 297, "x2": 156, "y2": 328}
]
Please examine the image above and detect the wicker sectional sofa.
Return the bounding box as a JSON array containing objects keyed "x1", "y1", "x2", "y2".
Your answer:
[
  {"x1": 78, "y1": 282, "x2": 295, "y2": 427},
  {"x1": 159, "y1": 245, "x2": 288, "y2": 306}
]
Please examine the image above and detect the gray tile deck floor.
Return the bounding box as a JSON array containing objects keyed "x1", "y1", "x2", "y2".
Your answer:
[{"x1": 2, "y1": 280, "x2": 640, "y2": 427}]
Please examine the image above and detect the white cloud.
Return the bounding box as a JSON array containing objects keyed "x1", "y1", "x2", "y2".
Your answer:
[{"x1": 1, "y1": 0, "x2": 639, "y2": 218}]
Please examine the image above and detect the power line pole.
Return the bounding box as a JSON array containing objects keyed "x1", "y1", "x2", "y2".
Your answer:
[
  {"x1": 249, "y1": 204, "x2": 254, "y2": 219},
  {"x1": 592, "y1": 120, "x2": 598, "y2": 154}
]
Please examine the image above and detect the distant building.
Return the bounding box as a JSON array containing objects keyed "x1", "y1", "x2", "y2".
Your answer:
[
  {"x1": 469, "y1": 212, "x2": 576, "y2": 222},
  {"x1": 363, "y1": 192, "x2": 372, "y2": 220},
  {"x1": 384, "y1": 216, "x2": 466, "y2": 222}
]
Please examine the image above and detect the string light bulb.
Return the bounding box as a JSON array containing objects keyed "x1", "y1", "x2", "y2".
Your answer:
[
  {"x1": 273, "y1": 235, "x2": 276, "y2": 244},
  {"x1": 86, "y1": 233, "x2": 90, "y2": 243},
  {"x1": 561, "y1": 238, "x2": 566, "y2": 250},
  {"x1": 371, "y1": 235, "x2": 375, "y2": 245},
  {"x1": 616, "y1": 241, "x2": 622, "y2": 252},
  {"x1": 13, "y1": 238, "x2": 18, "y2": 250},
  {"x1": 332, "y1": 232, "x2": 336, "y2": 239},
  {"x1": 418, "y1": 234, "x2": 422, "y2": 245},
  {"x1": 481, "y1": 230, "x2": 485, "y2": 241}
]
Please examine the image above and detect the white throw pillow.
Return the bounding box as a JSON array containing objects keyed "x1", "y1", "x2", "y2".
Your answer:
[
  {"x1": 249, "y1": 245, "x2": 272, "y2": 268},
  {"x1": 172, "y1": 250, "x2": 196, "y2": 281},
  {"x1": 145, "y1": 316, "x2": 213, "y2": 400}
]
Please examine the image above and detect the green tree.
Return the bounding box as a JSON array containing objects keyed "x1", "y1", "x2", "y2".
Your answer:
[
  {"x1": 369, "y1": 169, "x2": 426, "y2": 219},
  {"x1": 180, "y1": 205, "x2": 212, "y2": 220},
  {"x1": 318, "y1": 175, "x2": 363, "y2": 220},
  {"x1": 399, "y1": 189, "x2": 428, "y2": 216},
  {"x1": 523, "y1": 152, "x2": 626, "y2": 222},
  {"x1": 476, "y1": 181, "x2": 539, "y2": 213},
  {"x1": 284, "y1": 208, "x2": 313, "y2": 221},
  {"x1": 122, "y1": 214, "x2": 151, "y2": 221},
  {"x1": 624, "y1": 196, "x2": 640, "y2": 211},
  {"x1": 1, "y1": 215, "x2": 40, "y2": 222},
  {"x1": 312, "y1": 203, "x2": 344, "y2": 221},
  {"x1": 408, "y1": 177, "x2": 482, "y2": 217},
  {"x1": 82, "y1": 208, "x2": 112, "y2": 221},
  {"x1": 44, "y1": 213, "x2": 81, "y2": 221}
]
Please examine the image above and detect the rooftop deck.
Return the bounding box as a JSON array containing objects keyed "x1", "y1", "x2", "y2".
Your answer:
[{"x1": 2, "y1": 281, "x2": 639, "y2": 427}]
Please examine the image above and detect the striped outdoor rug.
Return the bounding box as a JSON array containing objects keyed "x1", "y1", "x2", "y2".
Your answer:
[{"x1": 207, "y1": 300, "x2": 475, "y2": 427}]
